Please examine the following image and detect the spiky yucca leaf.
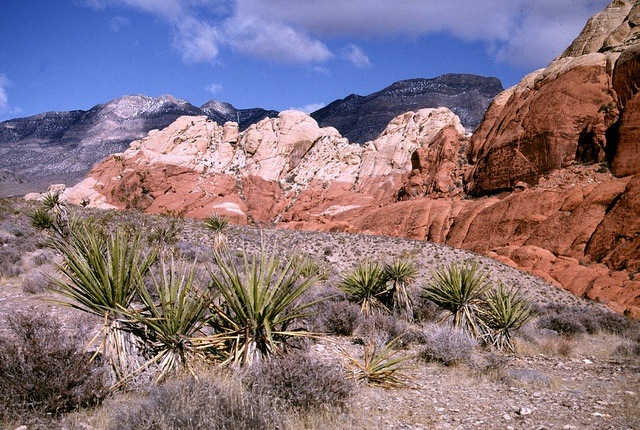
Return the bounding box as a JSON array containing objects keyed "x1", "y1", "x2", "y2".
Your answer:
[
  {"x1": 125, "y1": 260, "x2": 217, "y2": 381},
  {"x1": 207, "y1": 247, "x2": 323, "y2": 366},
  {"x1": 484, "y1": 285, "x2": 532, "y2": 352},
  {"x1": 339, "y1": 260, "x2": 389, "y2": 316},
  {"x1": 49, "y1": 222, "x2": 157, "y2": 382},
  {"x1": 422, "y1": 261, "x2": 490, "y2": 339},
  {"x1": 204, "y1": 213, "x2": 229, "y2": 251},
  {"x1": 383, "y1": 258, "x2": 417, "y2": 321},
  {"x1": 29, "y1": 207, "x2": 54, "y2": 231},
  {"x1": 344, "y1": 337, "x2": 412, "y2": 389}
]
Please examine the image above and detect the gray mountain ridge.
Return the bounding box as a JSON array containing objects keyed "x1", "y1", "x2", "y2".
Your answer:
[{"x1": 311, "y1": 74, "x2": 503, "y2": 143}]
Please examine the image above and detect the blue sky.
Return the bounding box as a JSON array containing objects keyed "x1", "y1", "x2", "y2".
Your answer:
[{"x1": 0, "y1": 0, "x2": 609, "y2": 121}]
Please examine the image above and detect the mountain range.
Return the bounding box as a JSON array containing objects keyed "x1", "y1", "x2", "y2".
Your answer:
[{"x1": 0, "y1": 74, "x2": 501, "y2": 197}]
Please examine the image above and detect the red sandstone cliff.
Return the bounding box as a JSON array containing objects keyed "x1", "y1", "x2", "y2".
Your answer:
[{"x1": 59, "y1": 0, "x2": 640, "y2": 316}]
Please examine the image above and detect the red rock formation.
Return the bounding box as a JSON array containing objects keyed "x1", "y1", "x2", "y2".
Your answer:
[{"x1": 57, "y1": 1, "x2": 640, "y2": 317}]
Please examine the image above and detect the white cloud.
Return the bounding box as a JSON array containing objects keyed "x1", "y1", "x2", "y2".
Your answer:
[
  {"x1": 174, "y1": 18, "x2": 221, "y2": 64},
  {"x1": 224, "y1": 16, "x2": 332, "y2": 63},
  {"x1": 289, "y1": 102, "x2": 325, "y2": 114},
  {"x1": 341, "y1": 44, "x2": 371, "y2": 68},
  {"x1": 0, "y1": 75, "x2": 10, "y2": 111},
  {"x1": 240, "y1": 0, "x2": 610, "y2": 69},
  {"x1": 206, "y1": 83, "x2": 223, "y2": 94},
  {"x1": 82, "y1": 0, "x2": 610, "y2": 70}
]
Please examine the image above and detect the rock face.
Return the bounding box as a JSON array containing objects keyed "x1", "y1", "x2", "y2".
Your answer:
[
  {"x1": 466, "y1": 0, "x2": 640, "y2": 195},
  {"x1": 58, "y1": 1, "x2": 640, "y2": 316},
  {"x1": 311, "y1": 74, "x2": 503, "y2": 143},
  {"x1": 0, "y1": 95, "x2": 277, "y2": 197},
  {"x1": 63, "y1": 108, "x2": 465, "y2": 223}
]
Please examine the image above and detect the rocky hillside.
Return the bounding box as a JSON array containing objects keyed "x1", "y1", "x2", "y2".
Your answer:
[
  {"x1": 0, "y1": 95, "x2": 277, "y2": 197},
  {"x1": 311, "y1": 74, "x2": 503, "y2": 143},
  {"x1": 57, "y1": 0, "x2": 640, "y2": 316}
]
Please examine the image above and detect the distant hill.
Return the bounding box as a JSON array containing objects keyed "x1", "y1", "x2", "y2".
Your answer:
[{"x1": 310, "y1": 74, "x2": 503, "y2": 143}]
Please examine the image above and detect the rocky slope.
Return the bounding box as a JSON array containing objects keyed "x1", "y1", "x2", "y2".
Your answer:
[
  {"x1": 0, "y1": 95, "x2": 277, "y2": 197},
  {"x1": 311, "y1": 74, "x2": 503, "y2": 143}
]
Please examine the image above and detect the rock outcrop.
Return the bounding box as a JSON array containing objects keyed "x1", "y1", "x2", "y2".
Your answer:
[
  {"x1": 58, "y1": 1, "x2": 640, "y2": 316},
  {"x1": 466, "y1": 0, "x2": 639, "y2": 195}
]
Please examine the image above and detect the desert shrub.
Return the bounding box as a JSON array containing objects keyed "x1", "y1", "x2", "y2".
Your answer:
[
  {"x1": 0, "y1": 310, "x2": 107, "y2": 423},
  {"x1": 535, "y1": 304, "x2": 635, "y2": 336},
  {"x1": 613, "y1": 340, "x2": 640, "y2": 358},
  {"x1": 175, "y1": 240, "x2": 214, "y2": 263},
  {"x1": 110, "y1": 373, "x2": 279, "y2": 430},
  {"x1": 506, "y1": 368, "x2": 553, "y2": 387},
  {"x1": 317, "y1": 299, "x2": 361, "y2": 336},
  {"x1": 472, "y1": 353, "x2": 509, "y2": 383},
  {"x1": 420, "y1": 323, "x2": 477, "y2": 366},
  {"x1": 595, "y1": 311, "x2": 635, "y2": 335},
  {"x1": 0, "y1": 247, "x2": 23, "y2": 278},
  {"x1": 537, "y1": 313, "x2": 586, "y2": 336},
  {"x1": 356, "y1": 313, "x2": 423, "y2": 347},
  {"x1": 21, "y1": 269, "x2": 53, "y2": 294},
  {"x1": 412, "y1": 297, "x2": 441, "y2": 322},
  {"x1": 243, "y1": 351, "x2": 354, "y2": 411}
]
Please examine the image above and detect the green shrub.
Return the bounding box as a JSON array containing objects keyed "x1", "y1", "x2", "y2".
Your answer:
[
  {"x1": 422, "y1": 261, "x2": 490, "y2": 338},
  {"x1": 339, "y1": 260, "x2": 389, "y2": 316},
  {"x1": 484, "y1": 285, "x2": 532, "y2": 352},
  {"x1": 0, "y1": 310, "x2": 107, "y2": 423},
  {"x1": 207, "y1": 247, "x2": 323, "y2": 365},
  {"x1": 50, "y1": 221, "x2": 158, "y2": 382},
  {"x1": 382, "y1": 258, "x2": 417, "y2": 320}
]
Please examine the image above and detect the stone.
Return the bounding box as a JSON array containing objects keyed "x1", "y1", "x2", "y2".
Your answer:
[{"x1": 517, "y1": 406, "x2": 532, "y2": 416}]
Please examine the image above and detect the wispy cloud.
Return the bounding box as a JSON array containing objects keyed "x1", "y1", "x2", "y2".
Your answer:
[
  {"x1": 241, "y1": 0, "x2": 610, "y2": 69},
  {"x1": 0, "y1": 74, "x2": 9, "y2": 111},
  {"x1": 82, "y1": 0, "x2": 610, "y2": 70},
  {"x1": 289, "y1": 102, "x2": 325, "y2": 114},
  {"x1": 224, "y1": 16, "x2": 332, "y2": 63},
  {"x1": 205, "y1": 83, "x2": 223, "y2": 94},
  {"x1": 110, "y1": 16, "x2": 131, "y2": 32},
  {"x1": 341, "y1": 44, "x2": 371, "y2": 69}
]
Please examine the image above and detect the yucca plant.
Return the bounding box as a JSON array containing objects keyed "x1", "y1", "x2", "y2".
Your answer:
[
  {"x1": 422, "y1": 261, "x2": 490, "y2": 339},
  {"x1": 291, "y1": 254, "x2": 330, "y2": 282},
  {"x1": 483, "y1": 285, "x2": 532, "y2": 352},
  {"x1": 124, "y1": 260, "x2": 218, "y2": 382},
  {"x1": 204, "y1": 213, "x2": 229, "y2": 251},
  {"x1": 339, "y1": 260, "x2": 389, "y2": 316},
  {"x1": 29, "y1": 206, "x2": 54, "y2": 231},
  {"x1": 344, "y1": 336, "x2": 412, "y2": 389},
  {"x1": 383, "y1": 258, "x2": 417, "y2": 321},
  {"x1": 206, "y1": 247, "x2": 323, "y2": 366},
  {"x1": 49, "y1": 222, "x2": 158, "y2": 383}
]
